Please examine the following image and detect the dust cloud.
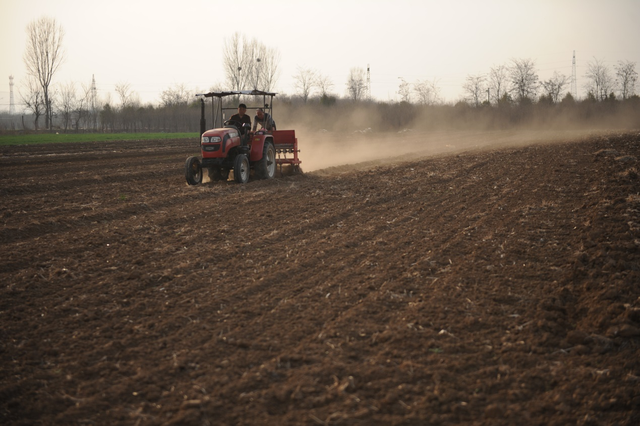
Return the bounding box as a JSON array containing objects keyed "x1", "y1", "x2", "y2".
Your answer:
[
  {"x1": 294, "y1": 128, "x2": 609, "y2": 173},
  {"x1": 276, "y1": 100, "x2": 639, "y2": 173}
]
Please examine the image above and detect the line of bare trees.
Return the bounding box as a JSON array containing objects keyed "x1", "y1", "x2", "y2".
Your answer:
[
  {"x1": 395, "y1": 77, "x2": 442, "y2": 105},
  {"x1": 460, "y1": 57, "x2": 638, "y2": 107},
  {"x1": 9, "y1": 17, "x2": 638, "y2": 134},
  {"x1": 12, "y1": 78, "x2": 203, "y2": 133},
  {"x1": 5, "y1": 84, "x2": 639, "y2": 134},
  {"x1": 293, "y1": 67, "x2": 335, "y2": 104},
  {"x1": 92, "y1": 83, "x2": 203, "y2": 133}
]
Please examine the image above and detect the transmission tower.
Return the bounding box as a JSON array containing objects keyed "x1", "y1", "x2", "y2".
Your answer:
[
  {"x1": 367, "y1": 64, "x2": 371, "y2": 99},
  {"x1": 9, "y1": 75, "x2": 15, "y2": 114},
  {"x1": 571, "y1": 51, "x2": 577, "y2": 99}
]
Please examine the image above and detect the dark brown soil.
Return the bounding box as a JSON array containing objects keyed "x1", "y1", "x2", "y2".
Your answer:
[{"x1": 1, "y1": 131, "x2": 640, "y2": 426}]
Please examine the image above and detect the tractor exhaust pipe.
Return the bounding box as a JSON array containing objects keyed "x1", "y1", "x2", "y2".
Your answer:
[{"x1": 199, "y1": 97, "x2": 206, "y2": 136}]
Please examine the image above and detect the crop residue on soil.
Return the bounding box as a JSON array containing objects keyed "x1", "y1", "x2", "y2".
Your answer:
[{"x1": 1, "y1": 131, "x2": 640, "y2": 425}]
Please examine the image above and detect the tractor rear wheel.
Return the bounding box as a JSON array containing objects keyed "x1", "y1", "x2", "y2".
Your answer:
[
  {"x1": 256, "y1": 141, "x2": 276, "y2": 179},
  {"x1": 185, "y1": 156, "x2": 202, "y2": 185},
  {"x1": 233, "y1": 154, "x2": 250, "y2": 184}
]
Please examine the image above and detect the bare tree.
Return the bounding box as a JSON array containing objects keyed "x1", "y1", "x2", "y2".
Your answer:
[
  {"x1": 540, "y1": 71, "x2": 570, "y2": 103},
  {"x1": 397, "y1": 78, "x2": 412, "y2": 102},
  {"x1": 159, "y1": 83, "x2": 191, "y2": 132},
  {"x1": 256, "y1": 46, "x2": 280, "y2": 91},
  {"x1": 346, "y1": 67, "x2": 366, "y2": 101},
  {"x1": 413, "y1": 79, "x2": 441, "y2": 105},
  {"x1": 23, "y1": 17, "x2": 65, "y2": 130},
  {"x1": 463, "y1": 74, "x2": 486, "y2": 106},
  {"x1": 585, "y1": 57, "x2": 614, "y2": 101},
  {"x1": 58, "y1": 81, "x2": 76, "y2": 131},
  {"x1": 249, "y1": 42, "x2": 263, "y2": 90},
  {"x1": 20, "y1": 77, "x2": 44, "y2": 130},
  {"x1": 246, "y1": 42, "x2": 281, "y2": 91},
  {"x1": 74, "y1": 83, "x2": 92, "y2": 131},
  {"x1": 488, "y1": 64, "x2": 508, "y2": 103},
  {"x1": 223, "y1": 32, "x2": 280, "y2": 92},
  {"x1": 223, "y1": 33, "x2": 251, "y2": 92},
  {"x1": 115, "y1": 82, "x2": 134, "y2": 109},
  {"x1": 293, "y1": 67, "x2": 318, "y2": 102},
  {"x1": 316, "y1": 73, "x2": 334, "y2": 97},
  {"x1": 508, "y1": 58, "x2": 539, "y2": 103},
  {"x1": 615, "y1": 60, "x2": 638, "y2": 100},
  {"x1": 160, "y1": 83, "x2": 190, "y2": 107},
  {"x1": 100, "y1": 103, "x2": 115, "y2": 132},
  {"x1": 114, "y1": 82, "x2": 140, "y2": 131},
  {"x1": 207, "y1": 82, "x2": 225, "y2": 93}
]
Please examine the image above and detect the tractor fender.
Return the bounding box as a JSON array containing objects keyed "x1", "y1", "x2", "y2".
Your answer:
[{"x1": 249, "y1": 135, "x2": 272, "y2": 162}]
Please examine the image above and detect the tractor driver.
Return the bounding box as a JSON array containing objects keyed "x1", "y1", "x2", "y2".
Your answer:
[{"x1": 229, "y1": 103, "x2": 252, "y2": 134}]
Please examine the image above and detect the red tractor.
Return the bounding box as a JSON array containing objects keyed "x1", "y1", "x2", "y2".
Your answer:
[{"x1": 185, "y1": 90, "x2": 301, "y2": 185}]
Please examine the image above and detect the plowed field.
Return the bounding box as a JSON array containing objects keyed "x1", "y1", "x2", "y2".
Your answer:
[{"x1": 1, "y1": 130, "x2": 640, "y2": 425}]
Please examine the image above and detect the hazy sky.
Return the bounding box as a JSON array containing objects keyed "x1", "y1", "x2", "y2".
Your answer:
[{"x1": 1, "y1": 0, "x2": 639, "y2": 110}]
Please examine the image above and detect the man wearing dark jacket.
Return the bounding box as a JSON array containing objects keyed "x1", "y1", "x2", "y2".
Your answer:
[{"x1": 229, "y1": 103, "x2": 251, "y2": 132}]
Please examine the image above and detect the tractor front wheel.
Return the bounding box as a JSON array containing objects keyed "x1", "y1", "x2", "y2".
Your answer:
[
  {"x1": 185, "y1": 156, "x2": 202, "y2": 185},
  {"x1": 233, "y1": 154, "x2": 250, "y2": 184}
]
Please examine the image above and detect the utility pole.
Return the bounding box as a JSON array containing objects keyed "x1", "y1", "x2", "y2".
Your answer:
[
  {"x1": 367, "y1": 64, "x2": 371, "y2": 100},
  {"x1": 571, "y1": 50, "x2": 577, "y2": 99},
  {"x1": 9, "y1": 75, "x2": 15, "y2": 114},
  {"x1": 91, "y1": 74, "x2": 97, "y2": 130}
]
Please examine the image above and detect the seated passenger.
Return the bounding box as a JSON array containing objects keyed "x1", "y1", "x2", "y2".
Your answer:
[
  {"x1": 229, "y1": 103, "x2": 251, "y2": 133},
  {"x1": 252, "y1": 108, "x2": 276, "y2": 132}
]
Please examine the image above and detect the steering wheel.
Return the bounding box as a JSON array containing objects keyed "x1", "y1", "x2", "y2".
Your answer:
[
  {"x1": 224, "y1": 119, "x2": 246, "y2": 134},
  {"x1": 224, "y1": 119, "x2": 241, "y2": 128}
]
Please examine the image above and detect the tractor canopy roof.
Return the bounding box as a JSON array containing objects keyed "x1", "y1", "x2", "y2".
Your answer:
[{"x1": 196, "y1": 90, "x2": 277, "y2": 98}]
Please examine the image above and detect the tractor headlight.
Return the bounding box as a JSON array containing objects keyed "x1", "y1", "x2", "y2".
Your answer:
[
  {"x1": 209, "y1": 136, "x2": 222, "y2": 143},
  {"x1": 202, "y1": 136, "x2": 209, "y2": 143}
]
